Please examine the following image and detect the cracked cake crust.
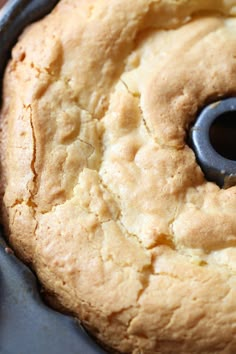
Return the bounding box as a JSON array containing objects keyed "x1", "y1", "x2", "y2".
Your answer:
[{"x1": 1, "y1": 0, "x2": 236, "y2": 353}]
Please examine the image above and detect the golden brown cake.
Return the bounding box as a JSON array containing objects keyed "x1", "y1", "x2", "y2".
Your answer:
[{"x1": 1, "y1": 0, "x2": 236, "y2": 353}]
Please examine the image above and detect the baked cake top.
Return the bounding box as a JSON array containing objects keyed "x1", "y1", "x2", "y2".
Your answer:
[{"x1": 1, "y1": 1, "x2": 236, "y2": 353}]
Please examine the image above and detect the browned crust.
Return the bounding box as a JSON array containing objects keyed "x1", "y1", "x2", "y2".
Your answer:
[{"x1": 1, "y1": 1, "x2": 236, "y2": 353}]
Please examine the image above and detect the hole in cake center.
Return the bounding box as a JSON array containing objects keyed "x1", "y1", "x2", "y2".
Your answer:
[{"x1": 209, "y1": 111, "x2": 236, "y2": 161}]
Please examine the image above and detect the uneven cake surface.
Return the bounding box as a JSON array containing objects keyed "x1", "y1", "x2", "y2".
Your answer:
[{"x1": 1, "y1": 1, "x2": 236, "y2": 353}]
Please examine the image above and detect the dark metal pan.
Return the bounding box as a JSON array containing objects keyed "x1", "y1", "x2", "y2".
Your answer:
[
  {"x1": 0, "y1": 1, "x2": 107, "y2": 353},
  {"x1": 2, "y1": 2, "x2": 235, "y2": 354}
]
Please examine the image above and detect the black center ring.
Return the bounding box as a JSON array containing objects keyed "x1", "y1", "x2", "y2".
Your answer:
[{"x1": 190, "y1": 98, "x2": 236, "y2": 188}]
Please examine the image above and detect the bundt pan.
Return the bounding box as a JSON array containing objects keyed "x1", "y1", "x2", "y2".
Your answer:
[
  {"x1": 0, "y1": 1, "x2": 106, "y2": 353},
  {"x1": 2, "y1": 2, "x2": 236, "y2": 354}
]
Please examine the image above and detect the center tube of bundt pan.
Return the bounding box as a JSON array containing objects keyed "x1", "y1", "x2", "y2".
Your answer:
[{"x1": 190, "y1": 98, "x2": 236, "y2": 188}]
